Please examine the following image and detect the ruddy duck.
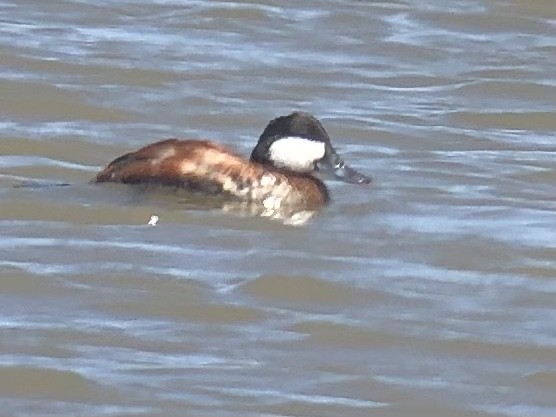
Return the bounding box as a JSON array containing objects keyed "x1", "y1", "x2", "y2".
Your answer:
[{"x1": 95, "y1": 112, "x2": 370, "y2": 214}]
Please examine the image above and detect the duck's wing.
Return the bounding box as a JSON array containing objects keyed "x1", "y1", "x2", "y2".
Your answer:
[{"x1": 95, "y1": 139, "x2": 240, "y2": 187}]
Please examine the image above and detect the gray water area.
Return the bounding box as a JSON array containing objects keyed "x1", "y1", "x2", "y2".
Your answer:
[{"x1": 1, "y1": 1, "x2": 556, "y2": 416}]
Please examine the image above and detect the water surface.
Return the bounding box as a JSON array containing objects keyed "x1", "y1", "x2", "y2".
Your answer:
[{"x1": 1, "y1": 0, "x2": 556, "y2": 416}]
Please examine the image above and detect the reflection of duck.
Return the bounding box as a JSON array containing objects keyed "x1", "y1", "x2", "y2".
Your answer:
[{"x1": 95, "y1": 112, "x2": 371, "y2": 223}]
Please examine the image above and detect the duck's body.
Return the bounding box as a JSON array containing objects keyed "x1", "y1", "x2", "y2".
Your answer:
[
  {"x1": 95, "y1": 112, "x2": 370, "y2": 213},
  {"x1": 95, "y1": 138, "x2": 329, "y2": 209}
]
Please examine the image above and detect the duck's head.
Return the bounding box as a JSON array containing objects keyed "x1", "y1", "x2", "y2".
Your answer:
[{"x1": 250, "y1": 112, "x2": 371, "y2": 184}]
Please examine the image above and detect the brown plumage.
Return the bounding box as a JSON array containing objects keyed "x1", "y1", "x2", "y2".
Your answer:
[{"x1": 95, "y1": 139, "x2": 329, "y2": 208}]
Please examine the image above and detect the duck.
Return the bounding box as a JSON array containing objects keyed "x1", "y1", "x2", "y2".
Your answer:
[{"x1": 95, "y1": 112, "x2": 371, "y2": 214}]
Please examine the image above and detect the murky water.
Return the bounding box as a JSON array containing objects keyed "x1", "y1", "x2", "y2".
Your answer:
[{"x1": 1, "y1": 0, "x2": 556, "y2": 416}]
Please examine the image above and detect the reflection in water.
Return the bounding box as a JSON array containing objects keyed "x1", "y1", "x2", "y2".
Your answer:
[
  {"x1": 221, "y1": 200, "x2": 317, "y2": 226},
  {"x1": 106, "y1": 182, "x2": 320, "y2": 226}
]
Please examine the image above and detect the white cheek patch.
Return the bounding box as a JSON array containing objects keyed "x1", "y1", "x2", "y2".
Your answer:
[{"x1": 268, "y1": 137, "x2": 326, "y2": 172}]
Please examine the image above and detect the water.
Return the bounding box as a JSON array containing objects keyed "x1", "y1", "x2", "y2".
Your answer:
[{"x1": 1, "y1": 0, "x2": 556, "y2": 416}]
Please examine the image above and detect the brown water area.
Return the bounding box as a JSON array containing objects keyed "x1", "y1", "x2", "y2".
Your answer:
[{"x1": 1, "y1": 1, "x2": 556, "y2": 416}]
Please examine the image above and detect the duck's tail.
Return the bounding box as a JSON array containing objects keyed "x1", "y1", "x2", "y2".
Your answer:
[{"x1": 13, "y1": 181, "x2": 72, "y2": 189}]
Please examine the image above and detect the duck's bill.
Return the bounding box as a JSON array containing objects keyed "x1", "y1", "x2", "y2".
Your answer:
[
  {"x1": 319, "y1": 150, "x2": 371, "y2": 184},
  {"x1": 332, "y1": 163, "x2": 372, "y2": 184},
  {"x1": 334, "y1": 164, "x2": 371, "y2": 184}
]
